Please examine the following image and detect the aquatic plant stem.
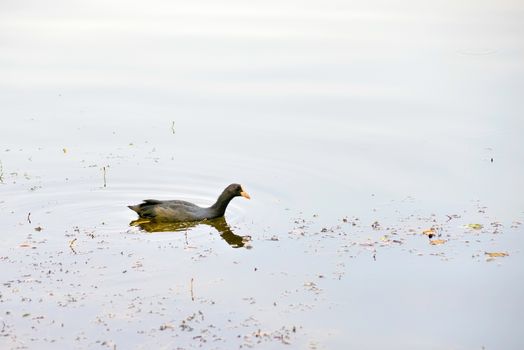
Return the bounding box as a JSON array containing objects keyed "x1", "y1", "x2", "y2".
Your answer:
[{"x1": 102, "y1": 166, "x2": 107, "y2": 188}]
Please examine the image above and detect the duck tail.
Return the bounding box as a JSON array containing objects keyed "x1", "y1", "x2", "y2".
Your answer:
[
  {"x1": 128, "y1": 202, "x2": 158, "y2": 219},
  {"x1": 128, "y1": 205, "x2": 140, "y2": 213}
]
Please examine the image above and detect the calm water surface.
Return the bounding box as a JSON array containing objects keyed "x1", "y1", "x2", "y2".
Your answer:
[{"x1": 1, "y1": 0, "x2": 524, "y2": 349}]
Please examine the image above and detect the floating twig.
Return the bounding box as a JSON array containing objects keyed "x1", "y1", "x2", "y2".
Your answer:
[
  {"x1": 171, "y1": 121, "x2": 176, "y2": 134},
  {"x1": 190, "y1": 278, "x2": 195, "y2": 301},
  {"x1": 0, "y1": 160, "x2": 3, "y2": 183},
  {"x1": 27, "y1": 212, "x2": 31, "y2": 224},
  {"x1": 102, "y1": 166, "x2": 107, "y2": 188},
  {"x1": 69, "y1": 238, "x2": 77, "y2": 254}
]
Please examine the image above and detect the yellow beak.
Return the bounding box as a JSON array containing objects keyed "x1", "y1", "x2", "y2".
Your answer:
[{"x1": 240, "y1": 189, "x2": 251, "y2": 199}]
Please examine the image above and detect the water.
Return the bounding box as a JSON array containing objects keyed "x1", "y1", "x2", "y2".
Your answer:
[{"x1": 1, "y1": 0, "x2": 523, "y2": 349}]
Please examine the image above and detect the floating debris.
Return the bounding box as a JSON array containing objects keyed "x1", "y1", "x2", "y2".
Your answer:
[
  {"x1": 69, "y1": 238, "x2": 78, "y2": 254},
  {"x1": 159, "y1": 323, "x2": 174, "y2": 331},
  {"x1": 467, "y1": 224, "x2": 483, "y2": 230},
  {"x1": 303, "y1": 281, "x2": 321, "y2": 294},
  {"x1": 422, "y1": 228, "x2": 436, "y2": 238},
  {"x1": 102, "y1": 166, "x2": 107, "y2": 187},
  {"x1": 190, "y1": 278, "x2": 195, "y2": 301},
  {"x1": 485, "y1": 252, "x2": 508, "y2": 258},
  {"x1": 446, "y1": 214, "x2": 461, "y2": 221},
  {"x1": 429, "y1": 239, "x2": 446, "y2": 245}
]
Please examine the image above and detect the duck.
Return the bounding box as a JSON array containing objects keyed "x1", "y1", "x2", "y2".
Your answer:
[{"x1": 128, "y1": 183, "x2": 250, "y2": 222}]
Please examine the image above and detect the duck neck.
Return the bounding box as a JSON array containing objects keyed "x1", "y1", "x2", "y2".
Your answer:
[{"x1": 209, "y1": 191, "x2": 235, "y2": 216}]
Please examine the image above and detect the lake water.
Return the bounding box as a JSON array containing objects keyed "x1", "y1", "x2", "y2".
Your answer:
[{"x1": 1, "y1": 0, "x2": 523, "y2": 349}]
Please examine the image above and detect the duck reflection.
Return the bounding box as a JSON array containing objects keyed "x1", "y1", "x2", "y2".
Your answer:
[{"x1": 129, "y1": 216, "x2": 250, "y2": 248}]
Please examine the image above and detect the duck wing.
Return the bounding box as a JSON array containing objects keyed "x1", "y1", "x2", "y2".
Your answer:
[
  {"x1": 128, "y1": 199, "x2": 210, "y2": 221},
  {"x1": 143, "y1": 199, "x2": 163, "y2": 205},
  {"x1": 158, "y1": 200, "x2": 201, "y2": 208}
]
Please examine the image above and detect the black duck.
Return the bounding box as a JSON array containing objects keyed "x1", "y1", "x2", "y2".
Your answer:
[{"x1": 128, "y1": 183, "x2": 250, "y2": 222}]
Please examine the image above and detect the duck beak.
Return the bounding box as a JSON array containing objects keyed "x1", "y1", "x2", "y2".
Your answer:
[{"x1": 240, "y1": 188, "x2": 251, "y2": 199}]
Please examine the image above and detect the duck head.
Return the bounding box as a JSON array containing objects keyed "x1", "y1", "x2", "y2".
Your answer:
[{"x1": 225, "y1": 183, "x2": 251, "y2": 199}]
